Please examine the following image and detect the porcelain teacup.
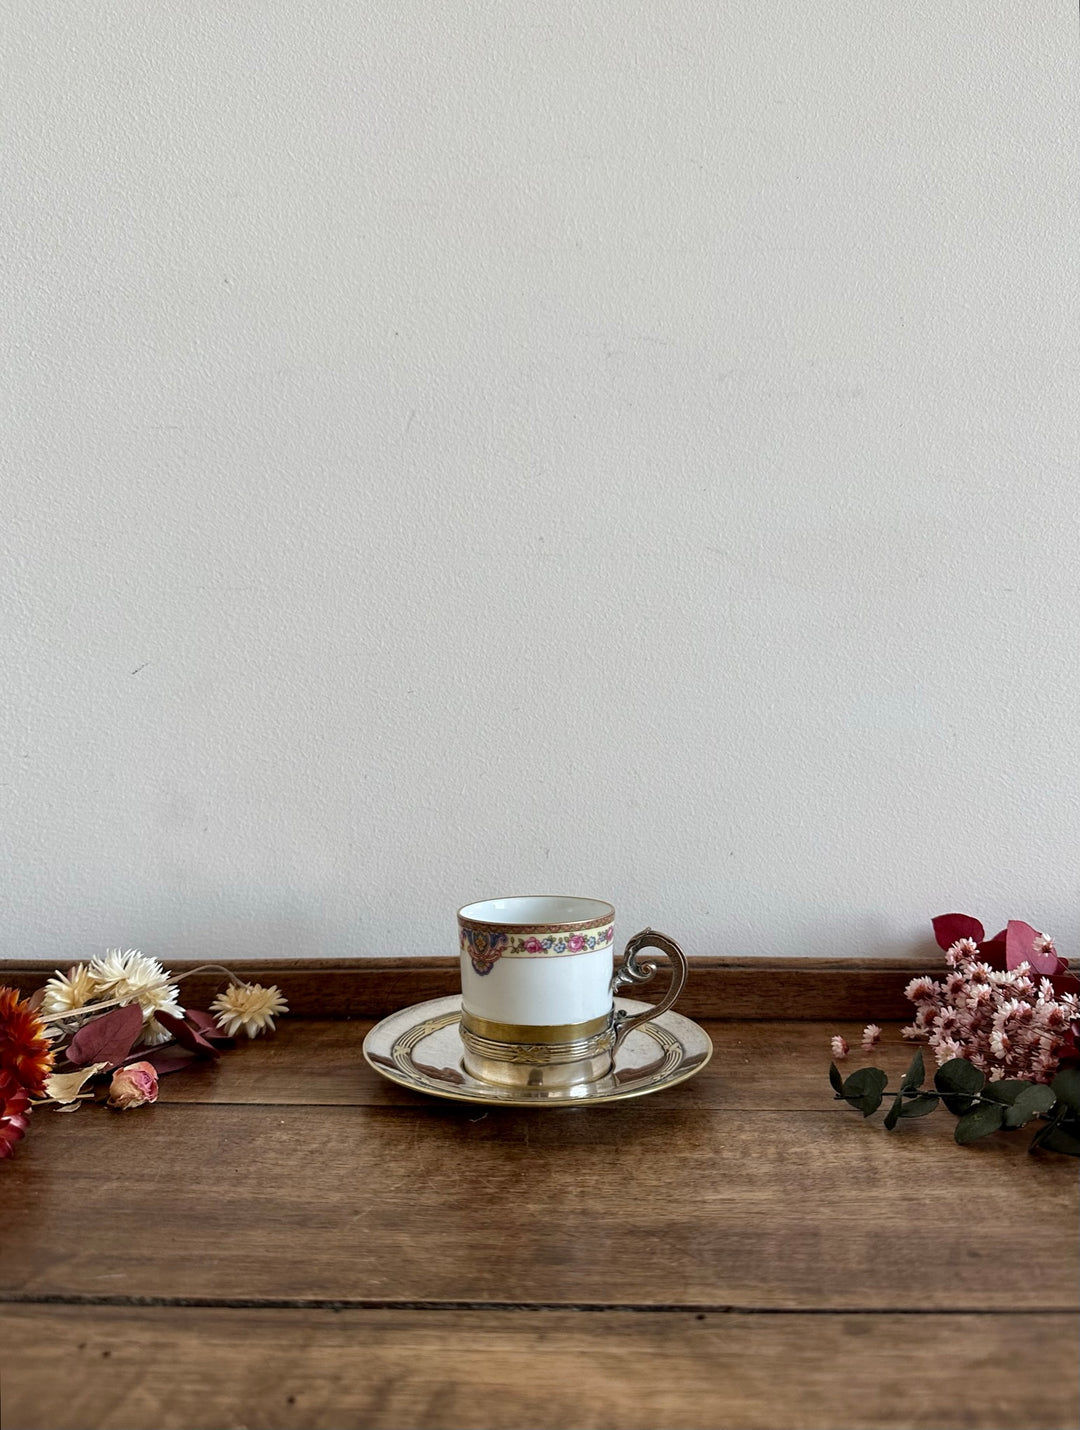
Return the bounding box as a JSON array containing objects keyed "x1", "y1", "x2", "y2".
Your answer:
[{"x1": 457, "y1": 895, "x2": 688, "y2": 1089}]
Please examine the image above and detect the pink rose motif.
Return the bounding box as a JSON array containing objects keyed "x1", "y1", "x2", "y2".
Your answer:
[
  {"x1": 567, "y1": 934, "x2": 585, "y2": 952},
  {"x1": 107, "y1": 1061, "x2": 159, "y2": 1110},
  {"x1": 524, "y1": 937, "x2": 543, "y2": 953}
]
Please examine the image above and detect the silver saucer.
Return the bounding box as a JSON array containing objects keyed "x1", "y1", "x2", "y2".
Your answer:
[{"x1": 362, "y1": 995, "x2": 713, "y2": 1107}]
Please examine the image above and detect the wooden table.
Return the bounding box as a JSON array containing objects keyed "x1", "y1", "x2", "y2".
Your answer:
[{"x1": 0, "y1": 964, "x2": 1077, "y2": 1430}]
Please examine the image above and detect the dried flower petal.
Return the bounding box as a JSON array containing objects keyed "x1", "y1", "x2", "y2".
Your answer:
[
  {"x1": 107, "y1": 1061, "x2": 159, "y2": 1110},
  {"x1": 210, "y1": 983, "x2": 288, "y2": 1038},
  {"x1": 88, "y1": 949, "x2": 182, "y2": 1021},
  {"x1": 861, "y1": 1024, "x2": 882, "y2": 1050},
  {"x1": 43, "y1": 1062, "x2": 109, "y2": 1105},
  {"x1": 0, "y1": 1071, "x2": 32, "y2": 1158},
  {"x1": 139, "y1": 1017, "x2": 174, "y2": 1048},
  {"x1": 0, "y1": 987, "x2": 55, "y2": 1097},
  {"x1": 830, "y1": 1035, "x2": 849, "y2": 1060},
  {"x1": 40, "y1": 965, "x2": 98, "y2": 1018}
]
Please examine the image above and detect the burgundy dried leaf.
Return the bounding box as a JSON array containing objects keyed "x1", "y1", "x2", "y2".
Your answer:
[
  {"x1": 154, "y1": 1009, "x2": 221, "y2": 1058},
  {"x1": 978, "y1": 931, "x2": 1008, "y2": 968},
  {"x1": 932, "y1": 913, "x2": 985, "y2": 951},
  {"x1": 1005, "y1": 919, "x2": 1037, "y2": 970},
  {"x1": 182, "y1": 1008, "x2": 234, "y2": 1046},
  {"x1": 65, "y1": 1004, "x2": 144, "y2": 1069},
  {"x1": 137, "y1": 1049, "x2": 196, "y2": 1076},
  {"x1": 1037, "y1": 949, "x2": 1068, "y2": 977},
  {"x1": 1005, "y1": 920, "x2": 1064, "y2": 977}
]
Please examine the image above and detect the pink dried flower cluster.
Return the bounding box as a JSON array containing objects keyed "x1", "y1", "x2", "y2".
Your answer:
[
  {"x1": 904, "y1": 937, "x2": 1079, "y2": 1083},
  {"x1": 829, "y1": 1026, "x2": 881, "y2": 1061}
]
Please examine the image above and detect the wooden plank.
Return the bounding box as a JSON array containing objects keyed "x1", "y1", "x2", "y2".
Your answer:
[
  {"x1": 0, "y1": 954, "x2": 945, "y2": 1019},
  {"x1": 1, "y1": 1104, "x2": 1074, "y2": 1311},
  {"x1": 150, "y1": 1018, "x2": 917, "y2": 1110},
  {"x1": 1, "y1": 1305, "x2": 1076, "y2": 1430}
]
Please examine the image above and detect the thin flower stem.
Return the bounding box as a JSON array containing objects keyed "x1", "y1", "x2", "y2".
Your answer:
[
  {"x1": 834, "y1": 1087, "x2": 1058, "y2": 1120},
  {"x1": 45, "y1": 997, "x2": 126, "y2": 1022},
  {"x1": 29, "y1": 1091, "x2": 98, "y2": 1107},
  {"x1": 173, "y1": 964, "x2": 245, "y2": 988}
]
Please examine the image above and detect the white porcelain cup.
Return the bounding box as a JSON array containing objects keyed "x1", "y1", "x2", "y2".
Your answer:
[{"x1": 457, "y1": 895, "x2": 688, "y2": 1089}]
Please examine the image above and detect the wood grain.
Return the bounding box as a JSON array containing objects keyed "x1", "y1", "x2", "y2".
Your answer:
[
  {"x1": 1, "y1": 1305, "x2": 1075, "y2": 1430},
  {"x1": 2, "y1": 996, "x2": 1074, "y2": 1430},
  {"x1": 0, "y1": 954, "x2": 945, "y2": 1020},
  {"x1": 1, "y1": 1101, "x2": 1074, "y2": 1311},
  {"x1": 148, "y1": 1018, "x2": 920, "y2": 1110}
]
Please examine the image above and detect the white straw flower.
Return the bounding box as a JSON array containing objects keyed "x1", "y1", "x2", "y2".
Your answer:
[
  {"x1": 210, "y1": 982, "x2": 288, "y2": 1038},
  {"x1": 139, "y1": 1017, "x2": 174, "y2": 1047},
  {"x1": 89, "y1": 948, "x2": 182, "y2": 1020},
  {"x1": 40, "y1": 964, "x2": 99, "y2": 1018}
]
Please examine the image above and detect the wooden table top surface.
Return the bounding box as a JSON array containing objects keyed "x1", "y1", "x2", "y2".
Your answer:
[{"x1": 1, "y1": 1016, "x2": 1076, "y2": 1430}]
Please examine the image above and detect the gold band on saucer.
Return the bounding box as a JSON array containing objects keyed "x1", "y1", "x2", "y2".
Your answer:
[{"x1": 460, "y1": 1010, "x2": 611, "y2": 1045}]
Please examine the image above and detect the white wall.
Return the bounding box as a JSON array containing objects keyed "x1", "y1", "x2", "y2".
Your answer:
[{"x1": 3, "y1": 3, "x2": 1078, "y2": 966}]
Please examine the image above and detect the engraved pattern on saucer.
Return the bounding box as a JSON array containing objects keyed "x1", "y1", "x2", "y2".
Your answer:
[{"x1": 362, "y1": 995, "x2": 713, "y2": 1106}]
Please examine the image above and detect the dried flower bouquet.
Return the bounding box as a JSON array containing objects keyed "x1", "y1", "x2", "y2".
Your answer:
[
  {"x1": 1, "y1": 950, "x2": 287, "y2": 1160},
  {"x1": 831, "y1": 914, "x2": 1080, "y2": 1156}
]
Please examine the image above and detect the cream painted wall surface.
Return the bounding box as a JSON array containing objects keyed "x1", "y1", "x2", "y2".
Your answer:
[{"x1": 2, "y1": 3, "x2": 1078, "y2": 964}]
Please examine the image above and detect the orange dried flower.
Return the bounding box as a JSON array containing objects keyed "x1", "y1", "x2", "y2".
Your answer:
[
  {"x1": 0, "y1": 1071, "x2": 32, "y2": 1159},
  {"x1": 0, "y1": 986, "x2": 55, "y2": 1097}
]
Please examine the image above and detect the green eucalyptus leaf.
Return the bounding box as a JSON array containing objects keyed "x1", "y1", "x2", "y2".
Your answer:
[
  {"x1": 934, "y1": 1058, "x2": 985, "y2": 1095},
  {"x1": 900, "y1": 1049, "x2": 925, "y2": 1092},
  {"x1": 1002, "y1": 1083, "x2": 1056, "y2": 1129},
  {"x1": 1050, "y1": 1068, "x2": 1080, "y2": 1111},
  {"x1": 954, "y1": 1101, "x2": 1004, "y2": 1144},
  {"x1": 883, "y1": 1094, "x2": 904, "y2": 1130},
  {"x1": 939, "y1": 1094, "x2": 973, "y2": 1116},
  {"x1": 829, "y1": 1062, "x2": 845, "y2": 1095},
  {"x1": 935, "y1": 1058, "x2": 985, "y2": 1116},
  {"x1": 1037, "y1": 1123, "x2": 1080, "y2": 1157},
  {"x1": 841, "y1": 1066, "x2": 888, "y2": 1117},
  {"x1": 1028, "y1": 1107, "x2": 1065, "y2": 1152},
  {"x1": 981, "y1": 1079, "x2": 1034, "y2": 1106},
  {"x1": 897, "y1": 1093, "x2": 938, "y2": 1118}
]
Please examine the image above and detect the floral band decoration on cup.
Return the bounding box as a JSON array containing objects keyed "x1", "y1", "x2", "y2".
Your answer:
[{"x1": 460, "y1": 919, "x2": 614, "y2": 975}]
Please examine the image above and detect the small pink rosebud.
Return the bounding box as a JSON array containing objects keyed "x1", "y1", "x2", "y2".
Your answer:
[
  {"x1": 830, "y1": 1035, "x2": 849, "y2": 1059},
  {"x1": 107, "y1": 1061, "x2": 159, "y2": 1110}
]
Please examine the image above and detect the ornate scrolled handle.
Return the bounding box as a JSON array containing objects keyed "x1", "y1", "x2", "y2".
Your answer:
[{"x1": 609, "y1": 928, "x2": 688, "y2": 1052}]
